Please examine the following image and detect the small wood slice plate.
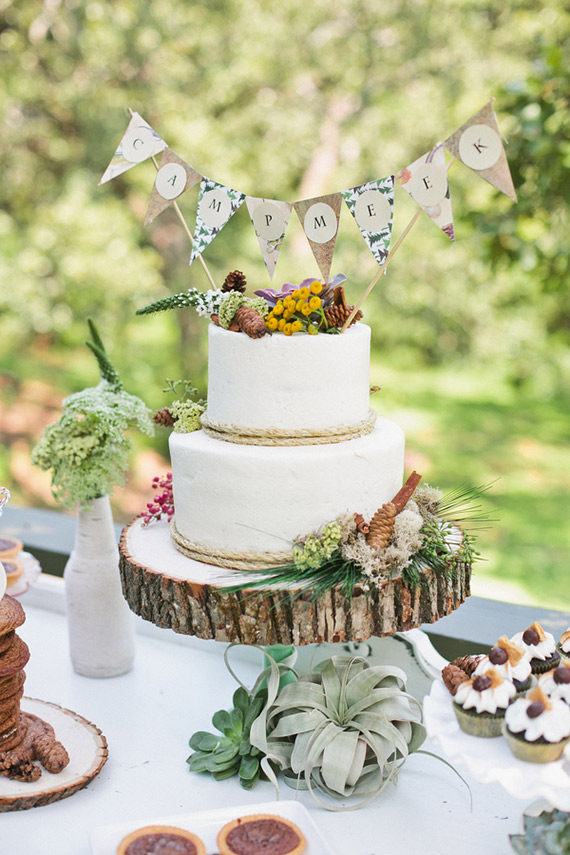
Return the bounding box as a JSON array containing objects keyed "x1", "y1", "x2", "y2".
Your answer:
[{"x1": 0, "y1": 697, "x2": 108, "y2": 812}]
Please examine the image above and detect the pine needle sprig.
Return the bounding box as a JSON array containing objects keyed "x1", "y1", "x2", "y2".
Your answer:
[
  {"x1": 85, "y1": 318, "x2": 122, "y2": 389},
  {"x1": 136, "y1": 288, "x2": 223, "y2": 318}
]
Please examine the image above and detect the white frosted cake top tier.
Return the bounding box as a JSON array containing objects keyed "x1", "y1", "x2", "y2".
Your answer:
[{"x1": 206, "y1": 322, "x2": 372, "y2": 431}]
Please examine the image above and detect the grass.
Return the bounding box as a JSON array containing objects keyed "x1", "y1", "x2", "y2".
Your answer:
[{"x1": 372, "y1": 355, "x2": 570, "y2": 612}]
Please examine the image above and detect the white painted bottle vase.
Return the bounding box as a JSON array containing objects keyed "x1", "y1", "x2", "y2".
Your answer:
[{"x1": 64, "y1": 494, "x2": 135, "y2": 677}]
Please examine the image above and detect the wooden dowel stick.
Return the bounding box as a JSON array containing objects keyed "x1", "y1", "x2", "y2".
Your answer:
[
  {"x1": 340, "y1": 154, "x2": 457, "y2": 333},
  {"x1": 127, "y1": 108, "x2": 217, "y2": 291}
]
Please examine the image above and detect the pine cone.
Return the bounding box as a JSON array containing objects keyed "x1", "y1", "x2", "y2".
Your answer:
[
  {"x1": 366, "y1": 501, "x2": 398, "y2": 550},
  {"x1": 442, "y1": 664, "x2": 470, "y2": 696},
  {"x1": 154, "y1": 408, "x2": 176, "y2": 427},
  {"x1": 322, "y1": 304, "x2": 363, "y2": 330},
  {"x1": 234, "y1": 306, "x2": 266, "y2": 338},
  {"x1": 451, "y1": 654, "x2": 485, "y2": 677},
  {"x1": 222, "y1": 270, "x2": 247, "y2": 293}
]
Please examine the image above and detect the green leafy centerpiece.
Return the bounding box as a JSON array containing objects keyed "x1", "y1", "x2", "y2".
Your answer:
[{"x1": 188, "y1": 647, "x2": 427, "y2": 809}]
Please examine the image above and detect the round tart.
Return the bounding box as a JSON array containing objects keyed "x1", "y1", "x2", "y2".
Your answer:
[
  {"x1": 0, "y1": 537, "x2": 22, "y2": 562},
  {"x1": 503, "y1": 685, "x2": 570, "y2": 763},
  {"x1": 3, "y1": 560, "x2": 24, "y2": 588},
  {"x1": 217, "y1": 814, "x2": 306, "y2": 855},
  {"x1": 117, "y1": 825, "x2": 206, "y2": 855}
]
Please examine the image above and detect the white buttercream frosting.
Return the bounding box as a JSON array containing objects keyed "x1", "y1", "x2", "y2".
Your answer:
[
  {"x1": 474, "y1": 654, "x2": 530, "y2": 684},
  {"x1": 505, "y1": 696, "x2": 570, "y2": 743},
  {"x1": 170, "y1": 417, "x2": 404, "y2": 554},
  {"x1": 539, "y1": 667, "x2": 570, "y2": 705},
  {"x1": 510, "y1": 627, "x2": 557, "y2": 662},
  {"x1": 560, "y1": 628, "x2": 570, "y2": 654},
  {"x1": 206, "y1": 322, "x2": 372, "y2": 431},
  {"x1": 454, "y1": 670, "x2": 516, "y2": 714}
]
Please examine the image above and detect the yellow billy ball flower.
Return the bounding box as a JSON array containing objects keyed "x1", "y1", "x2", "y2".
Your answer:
[
  {"x1": 296, "y1": 298, "x2": 305, "y2": 312},
  {"x1": 266, "y1": 316, "x2": 278, "y2": 331},
  {"x1": 283, "y1": 323, "x2": 293, "y2": 336},
  {"x1": 284, "y1": 296, "x2": 295, "y2": 310},
  {"x1": 299, "y1": 286, "x2": 310, "y2": 300},
  {"x1": 291, "y1": 289, "x2": 301, "y2": 300},
  {"x1": 310, "y1": 280, "x2": 323, "y2": 295},
  {"x1": 273, "y1": 301, "x2": 284, "y2": 315},
  {"x1": 301, "y1": 302, "x2": 312, "y2": 316},
  {"x1": 277, "y1": 318, "x2": 286, "y2": 331},
  {"x1": 309, "y1": 295, "x2": 322, "y2": 310},
  {"x1": 283, "y1": 309, "x2": 292, "y2": 320},
  {"x1": 291, "y1": 320, "x2": 303, "y2": 333},
  {"x1": 308, "y1": 324, "x2": 318, "y2": 335}
]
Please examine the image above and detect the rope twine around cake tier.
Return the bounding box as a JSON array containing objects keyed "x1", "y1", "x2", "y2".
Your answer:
[
  {"x1": 199, "y1": 408, "x2": 377, "y2": 446},
  {"x1": 170, "y1": 520, "x2": 293, "y2": 571}
]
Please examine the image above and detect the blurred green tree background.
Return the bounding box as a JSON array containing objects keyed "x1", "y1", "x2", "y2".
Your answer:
[{"x1": 0, "y1": 0, "x2": 568, "y2": 609}]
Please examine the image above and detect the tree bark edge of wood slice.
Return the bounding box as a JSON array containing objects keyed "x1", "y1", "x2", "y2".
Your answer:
[{"x1": 119, "y1": 521, "x2": 471, "y2": 646}]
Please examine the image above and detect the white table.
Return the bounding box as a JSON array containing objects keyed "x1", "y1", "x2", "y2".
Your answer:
[{"x1": 2, "y1": 576, "x2": 532, "y2": 855}]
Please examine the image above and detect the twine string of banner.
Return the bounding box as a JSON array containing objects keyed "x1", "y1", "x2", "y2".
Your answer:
[
  {"x1": 128, "y1": 107, "x2": 218, "y2": 291},
  {"x1": 340, "y1": 154, "x2": 457, "y2": 333}
]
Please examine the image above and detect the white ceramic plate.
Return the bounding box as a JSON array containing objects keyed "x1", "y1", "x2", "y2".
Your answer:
[
  {"x1": 90, "y1": 799, "x2": 335, "y2": 855},
  {"x1": 423, "y1": 679, "x2": 570, "y2": 810}
]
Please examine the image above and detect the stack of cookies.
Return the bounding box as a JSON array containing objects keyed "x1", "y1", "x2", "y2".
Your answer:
[{"x1": 0, "y1": 594, "x2": 69, "y2": 782}]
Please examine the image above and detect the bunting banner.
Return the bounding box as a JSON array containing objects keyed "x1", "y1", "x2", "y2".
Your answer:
[
  {"x1": 341, "y1": 176, "x2": 395, "y2": 267},
  {"x1": 99, "y1": 112, "x2": 166, "y2": 185},
  {"x1": 190, "y1": 178, "x2": 246, "y2": 265},
  {"x1": 396, "y1": 145, "x2": 455, "y2": 241},
  {"x1": 99, "y1": 101, "x2": 517, "y2": 280},
  {"x1": 144, "y1": 148, "x2": 202, "y2": 225},
  {"x1": 293, "y1": 193, "x2": 342, "y2": 282},
  {"x1": 444, "y1": 100, "x2": 517, "y2": 202},
  {"x1": 245, "y1": 197, "x2": 293, "y2": 280}
]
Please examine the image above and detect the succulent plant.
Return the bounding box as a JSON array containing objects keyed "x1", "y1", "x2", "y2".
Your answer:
[
  {"x1": 251, "y1": 656, "x2": 425, "y2": 808},
  {"x1": 510, "y1": 809, "x2": 570, "y2": 855},
  {"x1": 187, "y1": 686, "x2": 267, "y2": 789}
]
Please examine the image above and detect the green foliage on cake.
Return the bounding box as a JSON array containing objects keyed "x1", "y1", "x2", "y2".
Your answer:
[{"x1": 32, "y1": 321, "x2": 154, "y2": 508}]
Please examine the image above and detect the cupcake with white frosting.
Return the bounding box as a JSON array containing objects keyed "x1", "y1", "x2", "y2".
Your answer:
[
  {"x1": 510, "y1": 622, "x2": 560, "y2": 676},
  {"x1": 557, "y1": 628, "x2": 570, "y2": 665},
  {"x1": 503, "y1": 686, "x2": 570, "y2": 763},
  {"x1": 474, "y1": 635, "x2": 532, "y2": 695},
  {"x1": 452, "y1": 668, "x2": 516, "y2": 738},
  {"x1": 539, "y1": 662, "x2": 570, "y2": 706}
]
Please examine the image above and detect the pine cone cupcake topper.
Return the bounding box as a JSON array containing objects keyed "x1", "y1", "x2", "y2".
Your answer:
[{"x1": 222, "y1": 270, "x2": 247, "y2": 293}]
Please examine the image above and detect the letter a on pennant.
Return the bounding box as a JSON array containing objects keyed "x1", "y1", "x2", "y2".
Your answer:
[
  {"x1": 293, "y1": 193, "x2": 342, "y2": 281},
  {"x1": 444, "y1": 100, "x2": 517, "y2": 202},
  {"x1": 99, "y1": 112, "x2": 167, "y2": 185},
  {"x1": 396, "y1": 145, "x2": 455, "y2": 241},
  {"x1": 190, "y1": 178, "x2": 246, "y2": 265},
  {"x1": 245, "y1": 197, "x2": 293, "y2": 280},
  {"x1": 341, "y1": 176, "x2": 395, "y2": 266},
  {"x1": 144, "y1": 148, "x2": 202, "y2": 225}
]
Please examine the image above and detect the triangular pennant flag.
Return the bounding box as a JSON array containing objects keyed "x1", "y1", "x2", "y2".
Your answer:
[
  {"x1": 341, "y1": 176, "x2": 394, "y2": 266},
  {"x1": 143, "y1": 148, "x2": 202, "y2": 225},
  {"x1": 99, "y1": 112, "x2": 166, "y2": 185},
  {"x1": 293, "y1": 193, "x2": 342, "y2": 281},
  {"x1": 444, "y1": 100, "x2": 517, "y2": 202},
  {"x1": 245, "y1": 197, "x2": 292, "y2": 280},
  {"x1": 396, "y1": 145, "x2": 455, "y2": 241},
  {"x1": 190, "y1": 178, "x2": 245, "y2": 265}
]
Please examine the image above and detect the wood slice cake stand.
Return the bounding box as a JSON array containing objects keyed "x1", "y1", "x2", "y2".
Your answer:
[
  {"x1": 0, "y1": 697, "x2": 108, "y2": 812},
  {"x1": 119, "y1": 518, "x2": 471, "y2": 646}
]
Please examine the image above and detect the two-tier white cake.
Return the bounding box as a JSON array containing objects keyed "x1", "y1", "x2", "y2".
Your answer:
[{"x1": 169, "y1": 322, "x2": 405, "y2": 567}]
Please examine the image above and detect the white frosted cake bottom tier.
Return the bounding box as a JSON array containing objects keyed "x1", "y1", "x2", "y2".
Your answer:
[{"x1": 169, "y1": 416, "x2": 405, "y2": 556}]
